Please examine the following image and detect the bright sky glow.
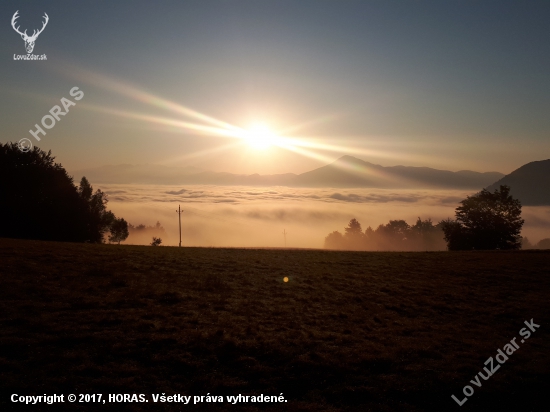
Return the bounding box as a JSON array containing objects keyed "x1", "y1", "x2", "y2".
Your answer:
[
  {"x1": 244, "y1": 124, "x2": 276, "y2": 150},
  {"x1": 2, "y1": 1, "x2": 549, "y2": 175}
]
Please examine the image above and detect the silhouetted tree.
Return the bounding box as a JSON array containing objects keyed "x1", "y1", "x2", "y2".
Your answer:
[
  {"x1": 440, "y1": 185, "x2": 524, "y2": 250},
  {"x1": 345, "y1": 218, "x2": 362, "y2": 235},
  {"x1": 343, "y1": 218, "x2": 364, "y2": 250},
  {"x1": 0, "y1": 142, "x2": 124, "y2": 243},
  {"x1": 109, "y1": 218, "x2": 129, "y2": 244},
  {"x1": 409, "y1": 218, "x2": 446, "y2": 251},
  {"x1": 365, "y1": 226, "x2": 374, "y2": 237},
  {"x1": 378, "y1": 220, "x2": 410, "y2": 238},
  {"x1": 324, "y1": 230, "x2": 344, "y2": 249},
  {"x1": 150, "y1": 237, "x2": 162, "y2": 246},
  {"x1": 78, "y1": 176, "x2": 93, "y2": 201},
  {"x1": 373, "y1": 220, "x2": 410, "y2": 250},
  {"x1": 439, "y1": 219, "x2": 468, "y2": 250},
  {"x1": 78, "y1": 177, "x2": 115, "y2": 243}
]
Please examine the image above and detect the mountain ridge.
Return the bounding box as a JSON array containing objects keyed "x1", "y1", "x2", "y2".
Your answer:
[
  {"x1": 71, "y1": 155, "x2": 504, "y2": 189},
  {"x1": 486, "y1": 159, "x2": 550, "y2": 205}
]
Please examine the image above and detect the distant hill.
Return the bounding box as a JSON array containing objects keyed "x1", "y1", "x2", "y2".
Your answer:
[
  {"x1": 71, "y1": 164, "x2": 204, "y2": 184},
  {"x1": 486, "y1": 159, "x2": 550, "y2": 205},
  {"x1": 73, "y1": 155, "x2": 504, "y2": 189},
  {"x1": 295, "y1": 155, "x2": 504, "y2": 189}
]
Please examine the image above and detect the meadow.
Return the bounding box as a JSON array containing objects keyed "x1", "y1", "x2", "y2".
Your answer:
[{"x1": 0, "y1": 238, "x2": 548, "y2": 411}]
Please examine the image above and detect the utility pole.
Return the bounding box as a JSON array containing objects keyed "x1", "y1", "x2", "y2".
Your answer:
[
  {"x1": 176, "y1": 205, "x2": 183, "y2": 247},
  {"x1": 282, "y1": 229, "x2": 287, "y2": 248}
]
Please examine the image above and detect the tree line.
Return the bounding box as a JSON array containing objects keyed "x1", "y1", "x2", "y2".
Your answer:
[
  {"x1": 127, "y1": 221, "x2": 166, "y2": 245},
  {"x1": 325, "y1": 217, "x2": 447, "y2": 251},
  {"x1": 0, "y1": 142, "x2": 128, "y2": 243},
  {"x1": 325, "y1": 186, "x2": 526, "y2": 251}
]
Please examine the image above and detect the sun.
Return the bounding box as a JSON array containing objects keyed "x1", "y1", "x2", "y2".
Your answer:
[{"x1": 244, "y1": 123, "x2": 275, "y2": 149}]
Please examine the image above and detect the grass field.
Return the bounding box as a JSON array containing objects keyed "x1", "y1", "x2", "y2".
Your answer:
[{"x1": 0, "y1": 238, "x2": 549, "y2": 411}]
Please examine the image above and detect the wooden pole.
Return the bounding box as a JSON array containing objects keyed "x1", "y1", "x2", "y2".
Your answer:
[{"x1": 176, "y1": 205, "x2": 183, "y2": 247}]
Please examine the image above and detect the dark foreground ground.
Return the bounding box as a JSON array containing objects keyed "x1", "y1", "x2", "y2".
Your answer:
[{"x1": 0, "y1": 238, "x2": 549, "y2": 411}]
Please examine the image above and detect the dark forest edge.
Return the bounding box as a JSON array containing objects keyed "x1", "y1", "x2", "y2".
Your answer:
[
  {"x1": 325, "y1": 186, "x2": 547, "y2": 251},
  {"x1": 0, "y1": 142, "x2": 129, "y2": 244}
]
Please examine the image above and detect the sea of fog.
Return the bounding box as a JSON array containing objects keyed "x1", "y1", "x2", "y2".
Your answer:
[{"x1": 99, "y1": 185, "x2": 550, "y2": 248}]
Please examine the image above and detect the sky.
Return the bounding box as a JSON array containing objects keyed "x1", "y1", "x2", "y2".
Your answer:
[{"x1": 1, "y1": 0, "x2": 549, "y2": 175}]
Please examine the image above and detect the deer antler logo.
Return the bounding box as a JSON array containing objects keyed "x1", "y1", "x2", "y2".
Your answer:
[{"x1": 11, "y1": 10, "x2": 49, "y2": 54}]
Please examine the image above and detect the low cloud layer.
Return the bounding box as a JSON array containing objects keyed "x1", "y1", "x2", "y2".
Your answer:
[{"x1": 97, "y1": 184, "x2": 550, "y2": 248}]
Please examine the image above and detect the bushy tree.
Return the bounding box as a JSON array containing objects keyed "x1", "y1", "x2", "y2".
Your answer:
[
  {"x1": 78, "y1": 177, "x2": 116, "y2": 243},
  {"x1": 408, "y1": 218, "x2": 446, "y2": 251},
  {"x1": 150, "y1": 237, "x2": 162, "y2": 246},
  {"x1": 375, "y1": 220, "x2": 410, "y2": 249},
  {"x1": 440, "y1": 185, "x2": 524, "y2": 250},
  {"x1": 439, "y1": 219, "x2": 469, "y2": 250},
  {"x1": 109, "y1": 218, "x2": 129, "y2": 244},
  {"x1": 324, "y1": 230, "x2": 344, "y2": 249}
]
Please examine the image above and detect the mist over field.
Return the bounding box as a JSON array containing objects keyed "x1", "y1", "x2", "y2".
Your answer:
[{"x1": 99, "y1": 184, "x2": 550, "y2": 248}]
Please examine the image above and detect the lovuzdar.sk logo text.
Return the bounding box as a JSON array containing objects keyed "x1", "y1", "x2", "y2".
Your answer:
[{"x1": 11, "y1": 10, "x2": 49, "y2": 60}]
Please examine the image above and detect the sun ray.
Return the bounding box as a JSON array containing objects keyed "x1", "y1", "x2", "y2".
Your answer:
[
  {"x1": 75, "y1": 101, "x2": 246, "y2": 139},
  {"x1": 45, "y1": 61, "x2": 448, "y2": 170},
  {"x1": 277, "y1": 113, "x2": 343, "y2": 135},
  {"x1": 49, "y1": 61, "x2": 242, "y2": 132},
  {"x1": 158, "y1": 141, "x2": 244, "y2": 165}
]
